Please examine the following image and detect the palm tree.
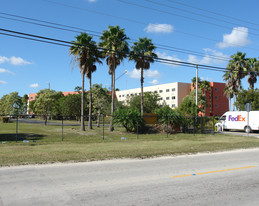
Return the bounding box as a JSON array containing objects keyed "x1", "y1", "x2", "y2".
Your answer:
[
  {"x1": 99, "y1": 25, "x2": 129, "y2": 131},
  {"x1": 223, "y1": 52, "x2": 247, "y2": 111},
  {"x1": 129, "y1": 37, "x2": 157, "y2": 116},
  {"x1": 226, "y1": 52, "x2": 247, "y2": 91},
  {"x1": 70, "y1": 33, "x2": 102, "y2": 131},
  {"x1": 246, "y1": 58, "x2": 259, "y2": 90}
]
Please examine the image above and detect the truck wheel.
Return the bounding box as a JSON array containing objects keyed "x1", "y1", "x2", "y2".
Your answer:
[
  {"x1": 245, "y1": 126, "x2": 251, "y2": 133},
  {"x1": 217, "y1": 125, "x2": 222, "y2": 132}
]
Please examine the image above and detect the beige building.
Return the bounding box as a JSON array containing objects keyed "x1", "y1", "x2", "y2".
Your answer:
[{"x1": 116, "y1": 82, "x2": 191, "y2": 108}]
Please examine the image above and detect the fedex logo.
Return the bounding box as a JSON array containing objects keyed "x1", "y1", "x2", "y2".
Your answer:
[{"x1": 228, "y1": 115, "x2": 246, "y2": 122}]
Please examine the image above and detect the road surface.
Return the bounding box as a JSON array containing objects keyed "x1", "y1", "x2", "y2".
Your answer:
[{"x1": 1, "y1": 149, "x2": 259, "y2": 205}]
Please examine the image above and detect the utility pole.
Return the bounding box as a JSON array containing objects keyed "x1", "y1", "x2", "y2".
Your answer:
[{"x1": 196, "y1": 65, "x2": 198, "y2": 105}]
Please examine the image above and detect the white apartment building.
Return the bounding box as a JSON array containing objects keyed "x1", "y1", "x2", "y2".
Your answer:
[{"x1": 116, "y1": 82, "x2": 191, "y2": 108}]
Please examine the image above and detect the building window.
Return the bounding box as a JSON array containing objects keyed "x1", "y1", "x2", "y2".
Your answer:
[
  {"x1": 119, "y1": 95, "x2": 121, "y2": 97},
  {"x1": 159, "y1": 90, "x2": 163, "y2": 93},
  {"x1": 135, "y1": 93, "x2": 137, "y2": 96},
  {"x1": 172, "y1": 104, "x2": 175, "y2": 108},
  {"x1": 166, "y1": 89, "x2": 169, "y2": 92},
  {"x1": 172, "y1": 96, "x2": 175, "y2": 100},
  {"x1": 166, "y1": 97, "x2": 169, "y2": 100},
  {"x1": 159, "y1": 97, "x2": 163, "y2": 100},
  {"x1": 122, "y1": 95, "x2": 124, "y2": 97},
  {"x1": 127, "y1": 94, "x2": 129, "y2": 97},
  {"x1": 215, "y1": 104, "x2": 218, "y2": 108},
  {"x1": 215, "y1": 88, "x2": 218, "y2": 91},
  {"x1": 215, "y1": 96, "x2": 218, "y2": 99},
  {"x1": 172, "y1": 88, "x2": 175, "y2": 92},
  {"x1": 31, "y1": 97, "x2": 33, "y2": 99}
]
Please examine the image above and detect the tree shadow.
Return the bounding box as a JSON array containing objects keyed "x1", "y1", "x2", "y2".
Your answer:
[{"x1": 0, "y1": 133, "x2": 44, "y2": 142}]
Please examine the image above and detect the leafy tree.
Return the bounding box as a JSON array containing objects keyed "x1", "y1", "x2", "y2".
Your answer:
[
  {"x1": 179, "y1": 90, "x2": 206, "y2": 116},
  {"x1": 127, "y1": 92, "x2": 161, "y2": 113},
  {"x1": 113, "y1": 108, "x2": 143, "y2": 132},
  {"x1": 70, "y1": 33, "x2": 102, "y2": 130},
  {"x1": 0, "y1": 92, "x2": 23, "y2": 115},
  {"x1": 59, "y1": 94, "x2": 82, "y2": 119},
  {"x1": 129, "y1": 37, "x2": 157, "y2": 116},
  {"x1": 33, "y1": 89, "x2": 63, "y2": 125},
  {"x1": 234, "y1": 89, "x2": 259, "y2": 110},
  {"x1": 91, "y1": 84, "x2": 110, "y2": 127},
  {"x1": 99, "y1": 25, "x2": 129, "y2": 131}
]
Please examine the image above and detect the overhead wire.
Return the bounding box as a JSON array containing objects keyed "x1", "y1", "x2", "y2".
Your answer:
[
  {"x1": 0, "y1": 27, "x2": 231, "y2": 73},
  {"x1": 167, "y1": 0, "x2": 259, "y2": 28},
  {"x1": 0, "y1": 12, "x2": 230, "y2": 62},
  {"x1": 41, "y1": 0, "x2": 259, "y2": 52},
  {"x1": 117, "y1": 0, "x2": 259, "y2": 37},
  {"x1": 143, "y1": 0, "x2": 259, "y2": 32}
]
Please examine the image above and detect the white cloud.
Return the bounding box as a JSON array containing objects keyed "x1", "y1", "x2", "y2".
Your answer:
[
  {"x1": 156, "y1": 52, "x2": 182, "y2": 67},
  {"x1": 127, "y1": 68, "x2": 161, "y2": 79},
  {"x1": 217, "y1": 27, "x2": 251, "y2": 48},
  {"x1": 0, "y1": 68, "x2": 15, "y2": 75},
  {"x1": 0, "y1": 56, "x2": 32, "y2": 65},
  {"x1": 0, "y1": 56, "x2": 8, "y2": 64},
  {"x1": 187, "y1": 48, "x2": 229, "y2": 65},
  {"x1": 149, "y1": 79, "x2": 159, "y2": 85},
  {"x1": 0, "y1": 80, "x2": 7, "y2": 84},
  {"x1": 145, "y1": 23, "x2": 173, "y2": 33},
  {"x1": 29, "y1": 83, "x2": 39, "y2": 88}
]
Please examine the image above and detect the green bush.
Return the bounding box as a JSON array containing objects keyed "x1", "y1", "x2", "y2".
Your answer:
[{"x1": 113, "y1": 108, "x2": 144, "y2": 132}]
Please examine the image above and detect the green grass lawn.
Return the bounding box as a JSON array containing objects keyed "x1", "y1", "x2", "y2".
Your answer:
[{"x1": 1, "y1": 121, "x2": 259, "y2": 166}]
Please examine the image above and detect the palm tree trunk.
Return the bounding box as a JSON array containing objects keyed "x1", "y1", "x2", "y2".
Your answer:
[
  {"x1": 141, "y1": 68, "x2": 144, "y2": 116},
  {"x1": 81, "y1": 73, "x2": 85, "y2": 131},
  {"x1": 88, "y1": 75, "x2": 92, "y2": 129},
  {"x1": 109, "y1": 69, "x2": 115, "y2": 131}
]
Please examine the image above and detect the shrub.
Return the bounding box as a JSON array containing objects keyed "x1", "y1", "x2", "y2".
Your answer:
[{"x1": 113, "y1": 108, "x2": 144, "y2": 132}]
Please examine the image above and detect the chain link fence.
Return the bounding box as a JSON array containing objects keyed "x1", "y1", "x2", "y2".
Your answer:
[{"x1": 0, "y1": 114, "x2": 216, "y2": 142}]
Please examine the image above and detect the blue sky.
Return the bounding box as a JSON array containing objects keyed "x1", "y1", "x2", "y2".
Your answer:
[{"x1": 1, "y1": 0, "x2": 259, "y2": 97}]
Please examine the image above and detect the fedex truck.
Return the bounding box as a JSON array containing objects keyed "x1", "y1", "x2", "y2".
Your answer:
[{"x1": 215, "y1": 111, "x2": 259, "y2": 133}]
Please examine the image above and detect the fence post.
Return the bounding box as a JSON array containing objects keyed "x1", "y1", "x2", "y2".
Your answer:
[
  {"x1": 167, "y1": 115, "x2": 169, "y2": 138},
  {"x1": 61, "y1": 116, "x2": 64, "y2": 141},
  {"x1": 16, "y1": 115, "x2": 18, "y2": 143},
  {"x1": 102, "y1": 114, "x2": 105, "y2": 141},
  {"x1": 213, "y1": 116, "x2": 215, "y2": 135},
  {"x1": 137, "y1": 117, "x2": 139, "y2": 140}
]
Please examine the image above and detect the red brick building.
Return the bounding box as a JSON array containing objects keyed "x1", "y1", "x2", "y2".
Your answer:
[{"x1": 191, "y1": 82, "x2": 229, "y2": 117}]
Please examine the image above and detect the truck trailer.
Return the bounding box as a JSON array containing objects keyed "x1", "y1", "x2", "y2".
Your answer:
[{"x1": 215, "y1": 111, "x2": 259, "y2": 133}]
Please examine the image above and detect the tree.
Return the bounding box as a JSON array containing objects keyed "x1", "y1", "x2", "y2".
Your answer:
[
  {"x1": 127, "y1": 92, "x2": 160, "y2": 113},
  {"x1": 179, "y1": 90, "x2": 206, "y2": 116},
  {"x1": 234, "y1": 89, "x2": 259, "y2": 111},
  {"x1": 99, "y1": 25, "x2": 129, "y2": 131},
  {"x1": 223, "y1": 52, "x2": 247, "y2": 110},
  {"x1": 70, "y1": 33, "x2": 102, "y2": 131},
  {"x1": 91, "y1": 84, "x2": 110, "y2": 127},
  {"x1": 33, "y1": 89, "x2": 63, "y2": 125},
  {"x1": 129, "y1": 37, "x2": 157, "y2": 116},
  {"x1": 246, "y1": 58, "x2": 259, "y2": 90},
  {"x1": 59, "y1": 94, "x2": 82, "y2": 119},
  {"x1": 0, "y1": 92, "x2": 23, "y2": 115}
]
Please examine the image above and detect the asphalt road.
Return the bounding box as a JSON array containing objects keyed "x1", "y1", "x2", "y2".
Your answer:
[{"x1": 1, "y1": 149, "x2": 259, "y2": 206}]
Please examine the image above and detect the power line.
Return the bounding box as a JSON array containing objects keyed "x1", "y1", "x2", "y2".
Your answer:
[
  {"x1": 0, "y1": 27, "x2": 230, "y2": 73},
  {"x1": 144, "y1": 0, "x2": 259, "y2": 32},
  {"x1": 117, "y1": 0, "x2": 259, "y2": 37},
  {"x1": 167, "y1": 0, "x2": 259, "y2": 28},
  {"x1": 42, "y1": 0, "x2": 259, "y2": 52},
  {"x1": 0, "y1": 11, "x2": 230, "y2": 62}
]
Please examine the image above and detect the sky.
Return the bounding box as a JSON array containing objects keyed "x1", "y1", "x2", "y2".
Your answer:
[{"x1": 1, "y1": 0, "x2": 259, "y2": 98}]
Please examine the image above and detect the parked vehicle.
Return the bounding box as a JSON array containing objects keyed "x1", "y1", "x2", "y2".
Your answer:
[{"x1": 215, "y1": 111, "x2": 259, "y2": 133}]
